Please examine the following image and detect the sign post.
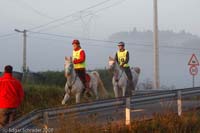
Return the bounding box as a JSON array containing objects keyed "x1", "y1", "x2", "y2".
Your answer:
[
  {"x1": 188, "y1": 54, "x2": 199, "y2": 88},
  {"x1": 193, "y1": 75, "x2": 195, "y2": 88},
  {"x1": 189, "y1": 65, "x2": 198, "y2": 87}
]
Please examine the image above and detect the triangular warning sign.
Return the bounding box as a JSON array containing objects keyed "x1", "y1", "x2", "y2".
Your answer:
[{"x1": 188, "y1": 54, "x2": 199, "y2": 66}]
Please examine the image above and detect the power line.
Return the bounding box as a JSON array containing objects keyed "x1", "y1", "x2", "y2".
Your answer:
[
  {"x1": 94, "y1": 0, "x2": 127, "y2": 14},
  {"x1": 29, "y1": 30, "x2": 200, "y2": 51},
  {"x1": 28, "y1": 31, "x2": 200, "y2": 51},
  {"x1": 36, "y1": 11, "x2": 96, "y2": 32},
  {"x1": 28, "y1": 30, "x2": 118, "y2": 43},
  {"x1": 28, "y1": 35, "x2": 196, "y2": 56},
  {"x1": 28, "y1": 0, "x2": 113, "y2": 31},
  {"x1": 0, "y1": 33, "x2": 16, "y2": 38},
  {"x1": 28, "y1": 35, "x2": 67, "y2": 42},
  {"x1": 36, "y1": 0, "x2": 127, "y2": 32},
  {"x1": 16, "y1": 0, "x2": 54, "y2": 20},
  {"x1": 29, "y1": 31, "x2": 77, "y2": 39}
]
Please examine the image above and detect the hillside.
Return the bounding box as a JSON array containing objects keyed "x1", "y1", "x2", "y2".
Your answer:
[{"x1": 108, "y1": 28, "x2": 200, "y2": 47}]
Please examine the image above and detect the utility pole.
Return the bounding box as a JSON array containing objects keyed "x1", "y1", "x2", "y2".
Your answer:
[
  {"x1": 14, "y1": 29, "x2": 27, "y2": 73},
  {"x1": 153, "y1": 0, "x2": 160, "y2": 89}
]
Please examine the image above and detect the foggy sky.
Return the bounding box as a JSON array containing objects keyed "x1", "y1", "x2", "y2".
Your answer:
[
  {"x1": 0, "y1": 0, "x2": 200, "y2": 88},
  {"x1": 1, "y1": 0, "x2": 200, "y2": 37}
]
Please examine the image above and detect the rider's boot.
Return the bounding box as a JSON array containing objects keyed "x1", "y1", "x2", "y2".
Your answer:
[
  {"x1": 128, "y1": 79, "x2": 135, "y2": 89},
  {"x1": 81, "y1": 88, "x2": 86, "y2": 96},
  {"x1": 126, "y1": 80, "x2": 134, "y2": 97},
  {"x1": 84, "y1": 82, "x2": 91, "y2": 97},
  {"x1": 130, "y1": 80, "x2": 135, "y2": 95}
]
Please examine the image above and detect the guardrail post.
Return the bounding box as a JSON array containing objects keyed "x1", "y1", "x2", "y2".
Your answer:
[
  {"x1": 125, "y1": 97, "x2": 131, "y2": 128},
  {"x1": 177, "y1": 91, "x2": 182, "y2": 116},
  {"x1": 43, "y1": 111, "x2": 49, "y2": 133}
]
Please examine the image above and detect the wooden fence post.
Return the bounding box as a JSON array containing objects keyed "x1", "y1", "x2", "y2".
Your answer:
[
  {"x1": 43, "y1": 111, "x2": 49, "y2": 133},
  {"x1": 125, "y1": 97, "x2": 131, "y2": 128},
  {"x1": 177, "y1": 91, "x2": 182, "y2": 116}
]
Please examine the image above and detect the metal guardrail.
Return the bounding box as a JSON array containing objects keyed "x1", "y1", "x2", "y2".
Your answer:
[{"x1": 1, "y1": 87, "x2": 200, "y2": 131}]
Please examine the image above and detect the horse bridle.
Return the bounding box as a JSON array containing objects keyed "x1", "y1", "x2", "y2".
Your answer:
[
  {"x1": 66, "y1": 63, "x2": 77, "y2": 91},
  {"x1": 114, "y1": 68, "x2": 124, "y2": 82},
  {"x1": 110, "y1": 61, "x2": 124, "y2": 82}
]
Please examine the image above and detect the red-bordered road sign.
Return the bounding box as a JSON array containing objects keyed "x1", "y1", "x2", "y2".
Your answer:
[
  {"x1": 189, "y1": 65, "x2": 198, "y2": 76},
  {"x1": 188, "y1": 54, "x2": 199, "y2": 66}
]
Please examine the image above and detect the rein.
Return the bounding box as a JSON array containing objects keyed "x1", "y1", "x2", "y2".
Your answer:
[
  {"x1": 114, "y1": 68, "x2": 124, "y2": 82},
  {"x1": 114, "y1": 64, "x2": 124, "y2": 88},
  {"x1": 67, "y1": 74, "x2": 77, "y2": 90},
  {"x1": 66, "y1": 63, "x2": 78, "y2": 94},
  {"x1": 109, "y1": 60, "x2": 126, "y2": 88}
]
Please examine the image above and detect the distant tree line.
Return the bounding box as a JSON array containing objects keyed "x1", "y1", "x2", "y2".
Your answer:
[{"x1": 12, "y1": 69, "x2": 113, "y2": 91}]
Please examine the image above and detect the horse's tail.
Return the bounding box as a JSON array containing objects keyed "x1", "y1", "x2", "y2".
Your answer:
[
  {"x1": 92, "y1": 71, "x2": 108, "y2": 98},
  {"x1": 131, "y1": 67, "x2": 141, "y2": 90},
  {"x1": 133, "y1": 67, "x2": 141, "y2": 75}
]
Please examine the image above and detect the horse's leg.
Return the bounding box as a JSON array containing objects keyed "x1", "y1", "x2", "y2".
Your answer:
[
  {"x1": 113, "y1": 85, "x2": 119, "y2": 98},
  {"x1": 122, "y1": 86, "x2": 126, "y2": 97},
  {"x1": 93, "y1": 86, "x2": 99, "y2": 100},
  {"x1": 62, "y1": 93, "x2": 70, "y2": 105},
  {"x1": 75, "y1": 92, "x2": 81, "y2": 103},
  {"x1": 90, "y1": 80, "x2": 98, "y2": 100}
]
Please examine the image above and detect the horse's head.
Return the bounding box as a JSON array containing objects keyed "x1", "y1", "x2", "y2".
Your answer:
[
  {"x1": 108, "y1": 56, "x2": 116, "y2": 71},
  {"x1": 64, "y1": 56, "x2": 74, "y2": 76}
]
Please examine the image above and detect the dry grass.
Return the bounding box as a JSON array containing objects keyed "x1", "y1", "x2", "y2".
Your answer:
[
  {"x1": 131, "y1": 111, "x2": 200, "y2": 133},
  {"x1": 49, "y1": 111, "x2": 200, "y2": 133},
  {"x1": 54, "y1": 116, "x2": 129, "y2": 133},
  {"x1": 16, "y1": 83, "x2": 200, "y2": 133}
]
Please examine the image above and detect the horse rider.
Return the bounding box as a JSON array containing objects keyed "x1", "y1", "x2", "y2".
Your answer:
[
  {"x1": 72, "y1": 39, "x2": 90, "y2": 97},
  {"x1": 115, "y1": 41, "x2": 134, "y2": 96}
]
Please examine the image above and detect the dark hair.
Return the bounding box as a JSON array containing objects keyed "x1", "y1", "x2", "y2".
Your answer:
[
  {"x1": 118, "y1": 41, "x2": 125, "y2": 46},
  {"x1": 4, "y1": 65, "x2": 13, "y2": 73}
]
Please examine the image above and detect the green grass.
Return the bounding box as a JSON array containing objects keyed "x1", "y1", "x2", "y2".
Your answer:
[{"x1": 18, "y1": 84, "x2": 65, "y2": 116}]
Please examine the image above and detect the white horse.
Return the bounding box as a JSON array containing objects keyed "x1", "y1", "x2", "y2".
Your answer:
[
  {"x1": 108, "y1": 56, "x2": 140, "y2": 98},
  {"x1": 62, "y1": 57, "x2": 108, "y2": 104}
]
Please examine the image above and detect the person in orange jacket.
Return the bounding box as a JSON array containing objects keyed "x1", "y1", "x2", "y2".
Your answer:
[{"x1": 0, "y1": 65, "x2": 24, "y2": 127}]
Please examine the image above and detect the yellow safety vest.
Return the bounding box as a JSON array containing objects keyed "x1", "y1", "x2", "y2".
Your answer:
[
  {"x1": 117, "y1": 50, "x2": 129, "y2": 67},
  {"x1": 73, "y1": 49, "x2": 86, "y2": 69}
]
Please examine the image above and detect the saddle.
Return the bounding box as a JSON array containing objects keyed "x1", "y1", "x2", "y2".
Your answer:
[
  {"x1": 79, "y1": 73, "x2": 91, "y2": 97},
  {"x1": 79, "y1": 73, "x2": 91, "y2": 84},
  {"x1": 85, "y1": 73, "x2": 91, "y2": 83}
]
